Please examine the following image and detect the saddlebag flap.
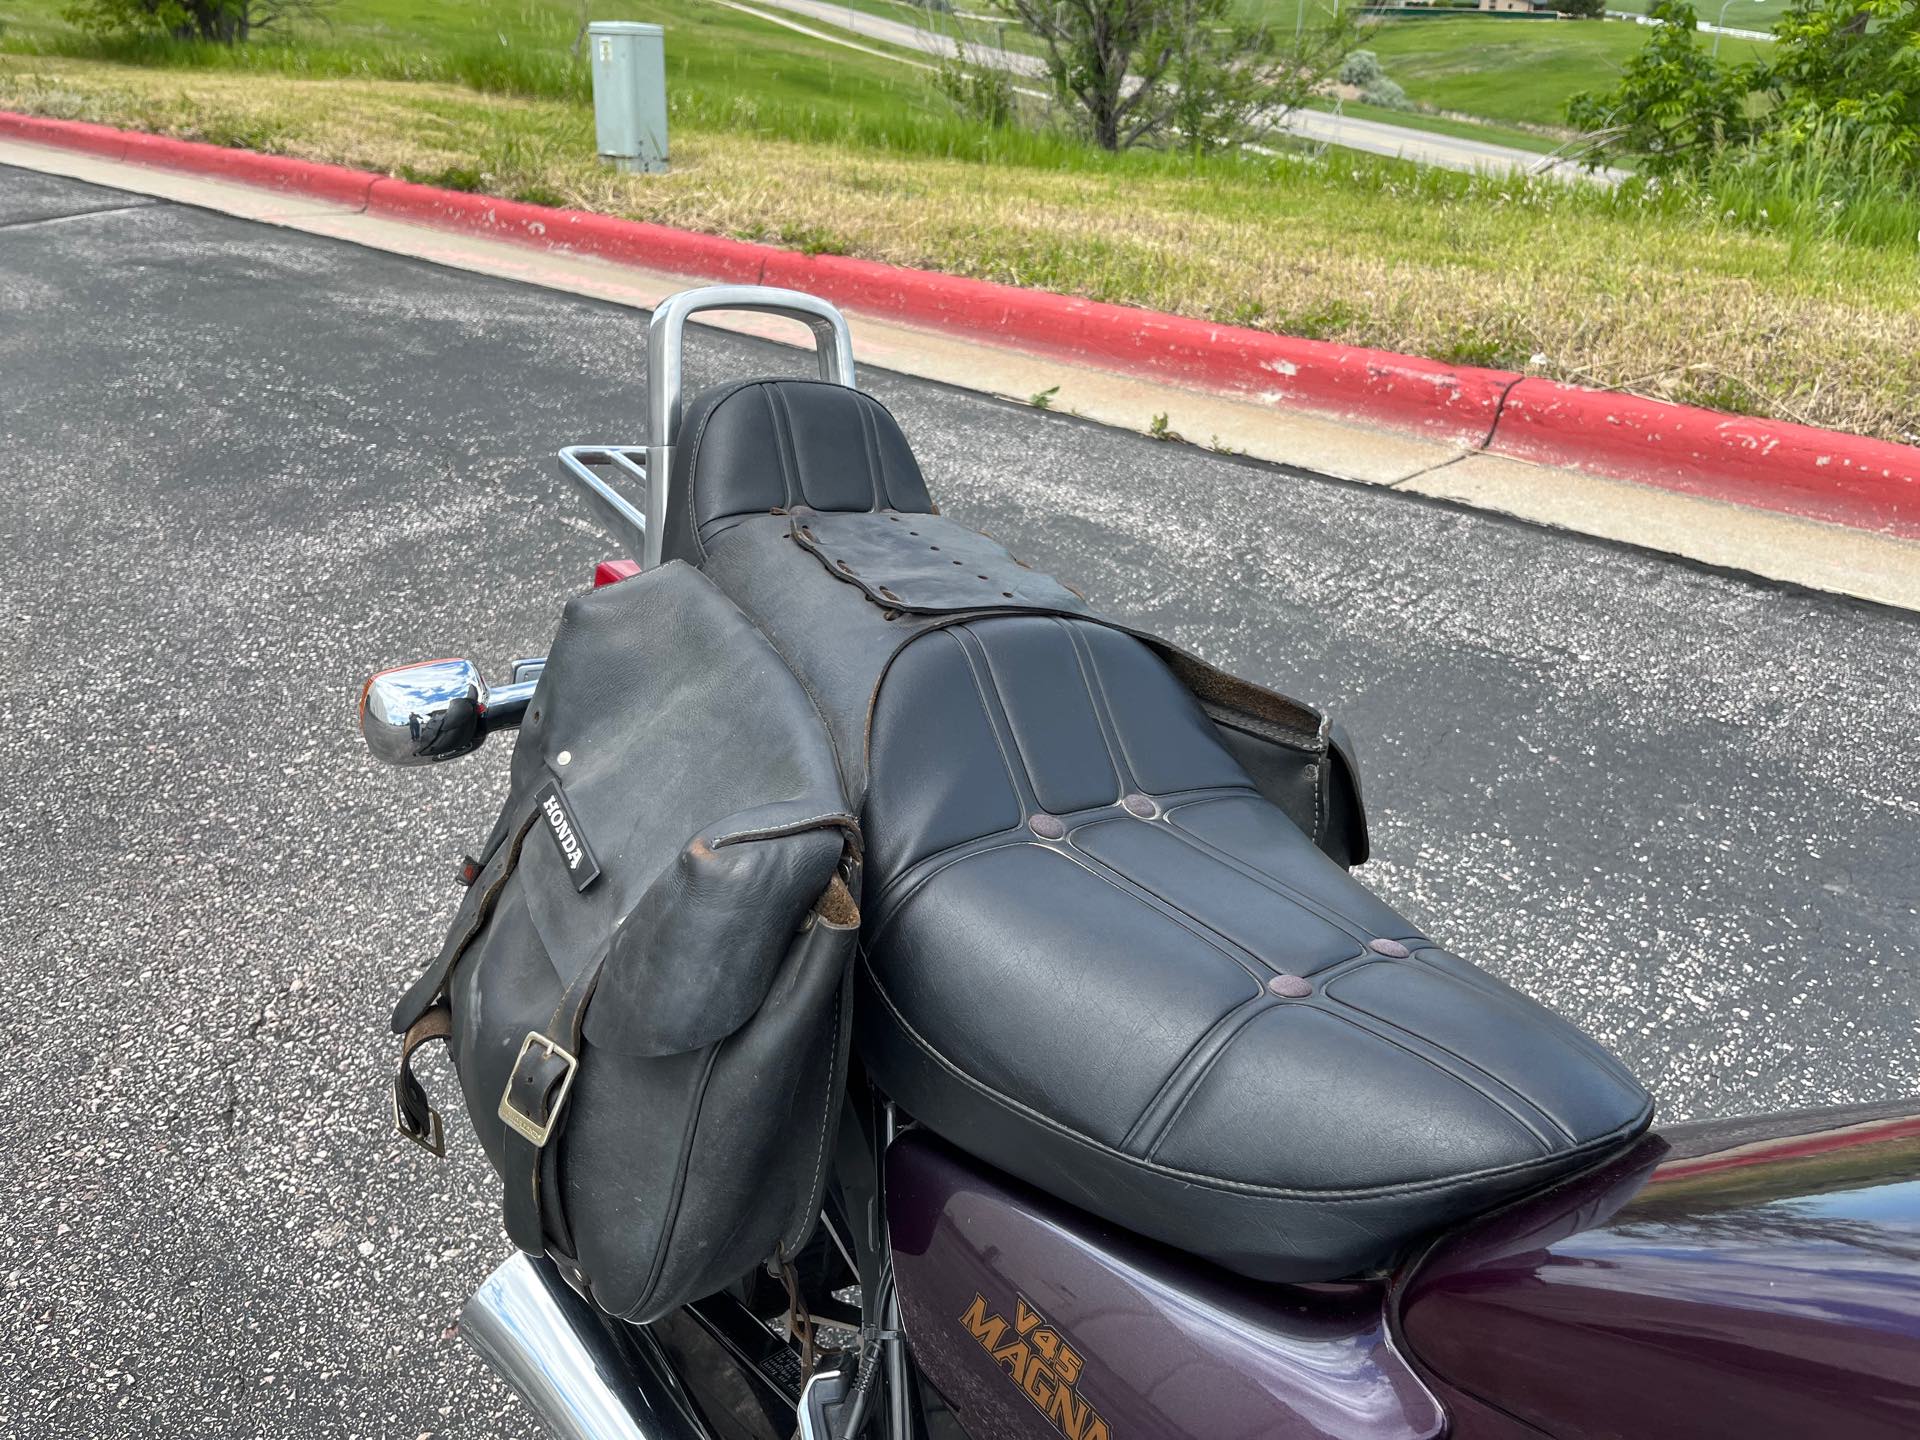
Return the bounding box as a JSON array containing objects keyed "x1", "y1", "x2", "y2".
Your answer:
[{"x1": 390, "y1": 560, "x2": 860, "y2": 1321}]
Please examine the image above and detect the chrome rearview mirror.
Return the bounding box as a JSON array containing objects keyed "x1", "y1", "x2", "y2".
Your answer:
[{"x1": 358, "y1": 657, "x2": 540, "y2": 767}]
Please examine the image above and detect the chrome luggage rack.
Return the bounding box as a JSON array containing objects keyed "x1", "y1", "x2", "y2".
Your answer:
[{"x1": 557, "y1": 285, "x2": 857, "y2": 569}]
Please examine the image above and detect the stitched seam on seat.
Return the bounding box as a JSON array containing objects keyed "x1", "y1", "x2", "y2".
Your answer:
[
  {"x1": 1042, "y1": 838, "x2": 1271, "y2": 988},
  {"x1": 1322, "y1": 967, "x2": 1578, "y2": 1146},
  {"x1": 973, "y1": 619, "x2": 1119, "y2": 814},
  {"x1": 1407, "y1": 945, "x2": 1646, "y2": 1094},
  {"x1": 949, "y1": 625, "x2": 1042, "y2": 814},
  {"x1": 768, "y1": 384, "x2": 806, "y2": 510},
  {"x1": 1159, "y1": 795, "x2": 1389, "y2": 947},
  {"x1": 1063, "y1": 820, "x2": 1299, "y2": 987},
  {"x1": 678, "y1": 378, "x2": 762, "y2": 561},
  {"x1": 1122, "y1": 994, "x2": 1274, "y2": 1155},
  {"x1": 855, "y1": 394, "x2": 886, "y2": 511},
  {"x1": 1061, "y1": 619, "x2": 1139, "y2": 799},
  {"x1": 1309, "y1": 1002, "x2": 1559, "y2": 1154},
  {"x1": 865, "y1": 784, "x2": 1253, "y2": 926},
  {"x1": 870, "y1": 809, "x2": 1259, "y2": 973},
  {"x1": 864, "y1": 835, "x2": 1033, "y2": 951},
  {"x1": 863, "y1": 954, "x2": 1652, "y2": 1199},
  {"x1": 1312, "y1": 714, "x2": 1329, "y2": 846}
]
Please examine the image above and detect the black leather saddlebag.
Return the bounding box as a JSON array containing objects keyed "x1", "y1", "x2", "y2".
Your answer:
[{"x1": 389, "y1": 561, "x2": 861, "y2": 1322}]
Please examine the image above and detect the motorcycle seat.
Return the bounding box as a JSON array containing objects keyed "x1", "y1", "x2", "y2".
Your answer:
[{"x1": 669, "y1": 377, "x2": 1655, "y2": 1282}]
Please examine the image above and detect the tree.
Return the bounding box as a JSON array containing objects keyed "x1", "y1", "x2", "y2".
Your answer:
[
  {"x1": 65, "y1": 0, "x2": 331, "y2": 43},
  {"x1": 1569, "y1": 0, "x2": 1920, "y2": 181},
  {"x1": 1566, "y1": 0, "x2": 1754, "y2": 175},
  {"x1": 987, "y1": 0, "x2": 1357, "y2": 152},
  {"x1": 1756, "y1": 0, "x2": 1920, "y2": 172}
]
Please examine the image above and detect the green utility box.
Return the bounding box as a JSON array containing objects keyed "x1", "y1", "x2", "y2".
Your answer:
[{"x1": 588, "y1": 21, "x2": 669, "y2": 174}]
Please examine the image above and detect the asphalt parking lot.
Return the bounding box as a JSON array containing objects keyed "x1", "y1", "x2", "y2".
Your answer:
[{"x1": 3, "y1": 162, "x2": 1917, "y2": 1439}]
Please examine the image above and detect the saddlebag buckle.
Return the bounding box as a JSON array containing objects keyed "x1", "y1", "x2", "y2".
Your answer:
[
  {"x1": 392, "y1": 1084, "x2": 446, "y2": 1158},
  {"x1": 497, "y1": 1031, "x2": 580, "y2": 1148}
]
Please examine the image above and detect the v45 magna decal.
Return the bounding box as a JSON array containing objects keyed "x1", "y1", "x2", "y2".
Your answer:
[{"x1": 960, "y1": 1293, "x2": 1109, "y2": 1440}]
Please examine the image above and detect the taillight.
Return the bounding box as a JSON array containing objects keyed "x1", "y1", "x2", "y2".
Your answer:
[{"x1": 593, "y1": 559, "x2": 642, "y2": 588}]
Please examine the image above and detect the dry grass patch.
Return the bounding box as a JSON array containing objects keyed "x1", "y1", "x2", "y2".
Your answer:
[{"x1": 3, "y1": 56, "x2": 1917, "y2": 442}]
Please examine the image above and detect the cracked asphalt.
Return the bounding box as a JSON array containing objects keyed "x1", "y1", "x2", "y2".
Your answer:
[{"x1": 2, "y1": 163, "x2": 1916, "y2": 1439}]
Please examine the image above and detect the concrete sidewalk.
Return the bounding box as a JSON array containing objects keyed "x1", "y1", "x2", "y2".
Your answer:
[{"x1": 3, "y1": 132, "x2": 1914, "y2": 612}]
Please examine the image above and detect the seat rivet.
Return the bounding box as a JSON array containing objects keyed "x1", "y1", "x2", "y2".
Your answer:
[
  {"x1": 556, "y1": 750, "x2": 573, "y2": 767},
  {"x1": 1028, "y1": 814, "x2": 1067, "y2": 840},
  {"x1": 1121, "y1": 793, "x2": 1157, "y2": 818},
  {"x1": 1268, "y1": 974, "x2": 1313, "y2": 998},
  {"x1": 1369, "y1": 938, "x2": 1411, "y2": 958}
]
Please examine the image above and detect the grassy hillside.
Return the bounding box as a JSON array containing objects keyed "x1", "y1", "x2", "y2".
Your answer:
[
  {"x1": 0, "y1": 0, "x2": 1914, "y2": 442},
  {"x1": 1, "y1": 0, "x2": 955, "y2": 128},
  {"x1": 1618, "y1": 0, "x2": 1789, "y2": 27},
  {"x1": 1360, "y1": 16, "x2": 1772, "y2": 130}
]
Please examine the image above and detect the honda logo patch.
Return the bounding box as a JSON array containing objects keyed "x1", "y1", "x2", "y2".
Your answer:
[{"x1": 536, "y1": 778, "x2": 601, "y2": 892}]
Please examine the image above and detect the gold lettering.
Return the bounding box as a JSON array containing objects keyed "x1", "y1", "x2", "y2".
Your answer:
[
  {"x1": 1048, "y1": 1382, "x2": 1090, "y2": 1440},
  {"x1": 961, "y1": 1295, "x2": 1007, "y2": 1352},
  {"x1": 991, "y1": 1340, "x2": 1030, "y2": 1386},
  {"x1": 1023, "y1": 1358, "x2": 1053, "y2": 1409},
  {"x1": 967, "y1": 1292, "x2": 1106, "y2": 1440}
]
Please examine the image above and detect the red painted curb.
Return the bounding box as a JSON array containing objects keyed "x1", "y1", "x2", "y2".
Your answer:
[
  {"x1": 1492, "y1": 380, "x2": 1920, "y2": 538},
  {"x1": 7, "y1": 109, "x2": 1919, "y2": 535},
  {"x1": 124, "y1": 130, "x2": 377, "y2": 206},
  {"x1": 364, "y1": 177, "x2": 768, "y2": 284}
]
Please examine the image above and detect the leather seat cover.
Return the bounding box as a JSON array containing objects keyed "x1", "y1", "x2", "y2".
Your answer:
[
  {"x1": 671, "y1": 379, "x2": 1654, "y2": 1281},
  {"x1": 856, "y1": 615, "x2": 1651, "y2": 1279}
]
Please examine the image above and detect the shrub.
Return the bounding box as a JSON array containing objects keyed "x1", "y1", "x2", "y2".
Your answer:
[
  {"x1": 1363, "y1": 75, "x2": 1410, "y2": 108},
  {"x1": 1340, "y1": 48, "x2": 1383, "y2": 86},
  {"x1": 1572, "y1": 0, "x2": 1920, "y2": 190},
  {"x1": 934, "y1": 44, "x2": 1017, "y2": 128},
  {"x1": 63, "y1": 0, "x2": 332, "y2": 43},
  {"x1": 1566, "y1": 0, "x2": 1755, "y2": 176}
]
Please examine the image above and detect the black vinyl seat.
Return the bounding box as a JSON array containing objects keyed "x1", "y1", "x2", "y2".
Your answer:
[
  {"x1": 854, "y1": 613, "x2": 1651, "y2": 1281},
  {"x1": 669, "y1": 377, "x2": 1654, "y2": 1282}
]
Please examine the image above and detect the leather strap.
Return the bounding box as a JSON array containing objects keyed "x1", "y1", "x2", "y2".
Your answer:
[
  {"x1": 499, "y1": 941, "x2": 607, "y2": 1256},
  {"x1": 392, "y1": 1006, "x2": 453, "y2": 1157},
  {"x1": 390, "y1": 804, "x2": 542, "y2": 1036}
]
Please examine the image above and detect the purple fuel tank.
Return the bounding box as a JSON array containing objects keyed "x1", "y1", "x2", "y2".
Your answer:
[
  {"x1": 886, "y1": 1131, "x2": 1444, "y2": 1440},
  {"x1": 1395, "y1": 1102, "x2": 1920, "y2": 1440}
]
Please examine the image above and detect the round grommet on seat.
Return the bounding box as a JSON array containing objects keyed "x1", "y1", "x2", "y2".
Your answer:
[
  {"x1": 1268, "y1": 974, "x2": 1313, "y2": 998},
  {"x1": 1369, "y1": 938, "x2": 1412, "y2": 959},
  {"x1": 1121, "y1": 793, "x2": 1157, "y2": 818},
  {"x1": 1028, "y1": 813, "x2": 1067, "y2": 840}
]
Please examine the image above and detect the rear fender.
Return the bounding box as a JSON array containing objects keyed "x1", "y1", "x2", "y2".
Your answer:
[{"x1": 1393, "y1": 1100, "x2": 1920, "y2": 1440}]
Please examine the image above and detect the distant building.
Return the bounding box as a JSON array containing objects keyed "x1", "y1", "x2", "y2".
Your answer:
[{"x1": 1480, "y1": 0, "x2": 1556, "y2": 10}]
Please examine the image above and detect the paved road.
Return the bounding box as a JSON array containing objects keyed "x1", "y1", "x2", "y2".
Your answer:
[
  {"x1": 733, "y1": 0, "x2": 1622, "y2": 182},
  {"x1": 2, "y1": 165, "x2": 1917, "y2": 1438}
]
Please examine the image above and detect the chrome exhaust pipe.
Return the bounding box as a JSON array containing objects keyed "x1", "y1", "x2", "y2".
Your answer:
[{"x1": 459, "y1": 1253, "x2": 714, "y2": 1440}]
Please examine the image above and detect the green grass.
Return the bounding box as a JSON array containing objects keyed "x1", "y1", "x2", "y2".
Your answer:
[
  {"x1": 1359, "y1": 15, "x2": 1772, "y2": 129},
  {"x1": 1617, "y1": 0, "x2": 1787, "y2": 28},
  {"x1": 1, "y1": 0, "x2": 952, "y2": 118}
]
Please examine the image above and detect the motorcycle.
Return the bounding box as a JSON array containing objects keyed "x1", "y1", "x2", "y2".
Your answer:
[{"x1": 358, "y1": 286, "x2": 1920, "y2": 1440}]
